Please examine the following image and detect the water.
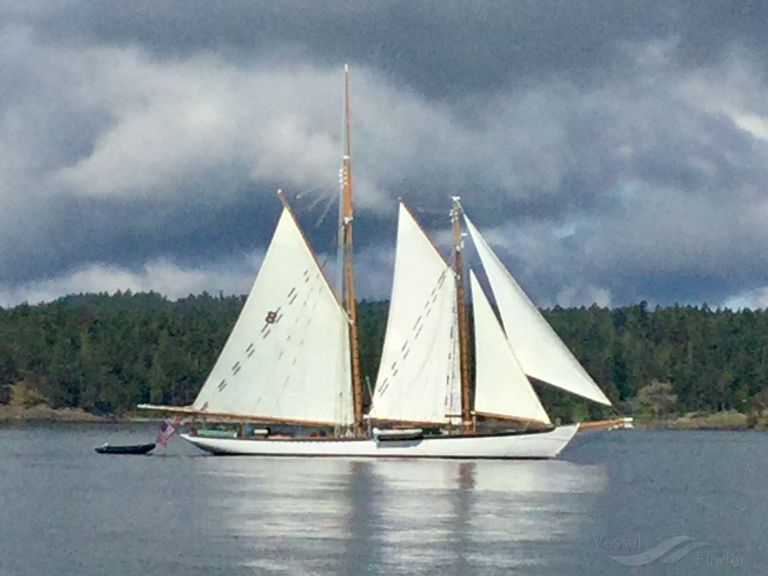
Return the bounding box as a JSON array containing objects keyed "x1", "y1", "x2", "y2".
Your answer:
[{"x1": 0, "y1": 425, "x2": 766, "y2": 576}]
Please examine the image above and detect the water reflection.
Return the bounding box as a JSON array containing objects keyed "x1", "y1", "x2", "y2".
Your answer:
[
  {"x1": 199, "y1": 458, "x2": 608, "y2": 575},
  {"x1": 370, "y1": 460, "x2": 608, "y2": 574},
  {"x1": 4, "y1": 426, "x2": 765, "y2": 576}
]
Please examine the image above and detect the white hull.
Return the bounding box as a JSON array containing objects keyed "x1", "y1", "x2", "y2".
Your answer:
[{"x1": 180, "y1": 424, "x2": 579, "y2": 459}]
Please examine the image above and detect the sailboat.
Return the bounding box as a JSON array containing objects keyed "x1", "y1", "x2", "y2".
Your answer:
[{"x1": 138, "y1": 66, "x2": 625, "y2": 458}]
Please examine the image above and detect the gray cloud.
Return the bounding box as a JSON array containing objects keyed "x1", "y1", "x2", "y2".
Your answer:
[
  {"x1": 13, "y1": 1, "x2": 768, "y2": 96},
  {"x1": 2, "y1": 2, "x2": 768, "y2": 308}
]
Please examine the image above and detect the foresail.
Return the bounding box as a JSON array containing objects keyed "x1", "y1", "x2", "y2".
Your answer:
[
  {"x1": 193, "y1": 207, "x2": 354, "y2": 425},
  {"x1": 464, "y1": 215, "x2": 612, "y2": 406},
  {"x1": 369, "y1": 204, "x2": 461, "y2": 424},
  {"x1": 470, "y1": 271, "x2": 550, "y2": 424}
]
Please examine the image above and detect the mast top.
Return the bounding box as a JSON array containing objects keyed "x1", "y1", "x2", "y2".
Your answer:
[{"x1": 343, "y1": 64, "x2": 352, "y2": 160}]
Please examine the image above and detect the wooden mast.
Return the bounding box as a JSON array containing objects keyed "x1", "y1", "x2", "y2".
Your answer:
[
  {"x1": 341, "y1": 64, "x2": 365, "y2": 436},
  {"x1": 451, "y1": 197, "x2": 474, "y2": 432}
]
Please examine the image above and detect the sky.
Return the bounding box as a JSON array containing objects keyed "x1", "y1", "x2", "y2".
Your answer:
[{"x1": 2, "y1": 1, "x2": 768, "y2": 309}]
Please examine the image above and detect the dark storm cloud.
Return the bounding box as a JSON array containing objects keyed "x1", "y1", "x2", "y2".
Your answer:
[
  {"x1": 2, "y1": 1, "x2": 768, "y2": 307},
  {"x1": 11, "y1": 1, "x2": 768, "y2": 96}
]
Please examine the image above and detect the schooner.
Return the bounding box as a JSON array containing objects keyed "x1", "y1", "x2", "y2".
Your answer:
[{"x1": 138, "y1": 66, "x2": 627, "y2": 458}]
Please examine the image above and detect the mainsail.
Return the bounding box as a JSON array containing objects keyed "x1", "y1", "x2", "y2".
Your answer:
[
  {"x1": 470, "y1": 271, "x2": 551, "y2": 424},
  {"x1": 368, "y1": 203, "x2": 461, "y2": 424},
  {"x1": 464, "y1": 215, "x2": 612, "y2": 406},
  {"x1": 192, "y1": 205, "x2": 354, "y2": 425}
]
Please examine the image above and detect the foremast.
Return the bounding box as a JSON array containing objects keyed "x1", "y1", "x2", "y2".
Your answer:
[
  {"x1": 340, "y1": 65, "x2": 365, "y2": 436},
  {"x1": 451, "y1": 197, "x2": 474, "y2": 432}
]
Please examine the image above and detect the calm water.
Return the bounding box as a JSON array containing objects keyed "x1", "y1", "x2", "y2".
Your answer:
[{"x1": 0, "y1": 425, "x2": 766, "y2": 576}]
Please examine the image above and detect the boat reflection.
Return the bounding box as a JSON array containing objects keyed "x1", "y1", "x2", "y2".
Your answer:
[
  {"x1": 194, "y1": 457, "x2": 608, "y2": 575},
  {"x1": 367, "y1": 459, "x2": 608, "y2": 573}
]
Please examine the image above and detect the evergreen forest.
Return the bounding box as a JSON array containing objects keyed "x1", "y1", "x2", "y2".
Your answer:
[{"x1": 1, "y1": 292, "x2": 767, "y2": 423}]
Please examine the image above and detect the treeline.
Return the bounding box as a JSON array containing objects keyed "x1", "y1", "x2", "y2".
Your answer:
[{"x1": 1, "y1": 293, "x2": 767, "y2": 420}]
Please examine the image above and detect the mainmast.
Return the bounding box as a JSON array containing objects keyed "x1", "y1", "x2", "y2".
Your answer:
[
  {"x1": 340, "y1": 65, "x2": 365, "y2": 436},
  {"x1": 451, "y1": 197, "x2": 473, "y2": 432}
]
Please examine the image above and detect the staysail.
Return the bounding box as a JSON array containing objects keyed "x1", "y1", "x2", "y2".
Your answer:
[
  {"x1": 368, "y1": 203, "x2": 461, "y2": 424},
  {"x1": 191, "y1": 206, "x2": 354, "y2": 425},
  {"x1": 464, "y1": 215, "x2": 612, "y2": 406},
  {"x1": 470, "y1": 270, "x2": 551, "y2": 424}
]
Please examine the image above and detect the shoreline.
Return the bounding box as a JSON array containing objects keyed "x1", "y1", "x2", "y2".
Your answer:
[
  {"x1": 2, "y1": 405, "x2": 766, "y2": 431},
  {"x1": 633, "y1": 410, "x2": 767, "y2": 431},
  {"x1": 0, "y1": 405, "x2": 162, "y2": 424}
]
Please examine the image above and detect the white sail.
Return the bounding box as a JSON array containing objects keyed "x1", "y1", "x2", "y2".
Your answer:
[
  {"x1": 369, "y1": 203, "x2": 461, "y2": 424},
  {"x1": 192, "y1": 207, "x2": 354, "y2": 425},
  {"x1": 464, "y1": 215, "x2": 612, "y2": 406},
  {"x1": 470, "y1": 271, "x2": 551, "y2": 424}
]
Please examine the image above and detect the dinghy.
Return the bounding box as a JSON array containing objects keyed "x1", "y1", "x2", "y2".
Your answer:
[{"x1": 95, "y1": 442, "x2": 156, "y2": 455}]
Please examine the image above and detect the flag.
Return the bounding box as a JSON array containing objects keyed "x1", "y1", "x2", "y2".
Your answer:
[{"x1": 156, "y1": 416, "x2": 183, "y2": 447}]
